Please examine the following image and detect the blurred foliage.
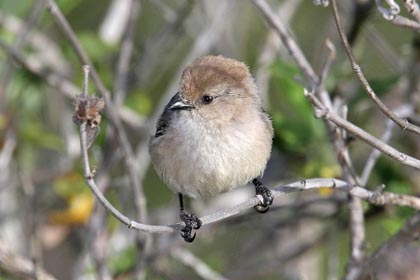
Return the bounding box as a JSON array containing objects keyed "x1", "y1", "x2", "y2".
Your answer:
[
  {"x1": 269, "y1": 59, "x2": 338, "y2": 179},
  {"x1": 109, "y1": 246, "x2": 137, "y2": 277},
  {"x1": 125, "y1": 89, "x2": 153, "y2": 116},
  {"x1": 270, "y1": 60, "x2": 328, "y2": 154},
  {"x1": 50, "y1": 172, "x2": 94, "y2": 225}
]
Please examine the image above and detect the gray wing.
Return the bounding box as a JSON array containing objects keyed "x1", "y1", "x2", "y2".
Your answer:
[{"x1": 154, "y1": 93, "x2": 181, "y2": 138}]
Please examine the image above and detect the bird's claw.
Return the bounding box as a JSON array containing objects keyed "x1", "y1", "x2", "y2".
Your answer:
[
  {"x1": 253, "y1": 179, "x2": 273, "y2": 213},
  {"x1": 180, "y1": 210, "x2": 202, "y2": 242}
]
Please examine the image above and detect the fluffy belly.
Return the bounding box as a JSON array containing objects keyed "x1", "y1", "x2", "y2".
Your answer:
[{"x1": 150, "y1": 120, "x2": 272, "y2": 198}]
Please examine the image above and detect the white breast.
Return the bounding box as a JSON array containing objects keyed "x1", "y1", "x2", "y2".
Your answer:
[{"x1": 149, "y1": 111, "x2": 272, "y2": 198}]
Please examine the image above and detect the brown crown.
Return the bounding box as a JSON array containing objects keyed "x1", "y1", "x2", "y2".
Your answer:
[{"x1": 179, "y1": 55, "x2": 251, "y2": 101}]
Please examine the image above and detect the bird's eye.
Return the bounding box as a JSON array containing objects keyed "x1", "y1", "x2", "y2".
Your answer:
[{"x1": 202, "y1": 95, "x2": 213, "y2": 104}]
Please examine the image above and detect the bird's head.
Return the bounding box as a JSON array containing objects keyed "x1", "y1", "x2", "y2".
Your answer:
[{"x1": 170, "y1": 56, "x2": 261, "y2": 124}]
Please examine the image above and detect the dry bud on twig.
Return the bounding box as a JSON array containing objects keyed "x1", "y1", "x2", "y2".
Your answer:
[{"x1": 73, "y1": 95, "x2": 105, "y2": 148}]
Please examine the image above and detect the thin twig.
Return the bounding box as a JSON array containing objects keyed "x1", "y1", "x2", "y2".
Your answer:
[
  {"x1": 79, "y1": 65, "x2": 113, "y2": 280},
  {"x1": 331, "y1": 0, "x2": 420, "y2": 136},
  {"x1": 318, "y1": 39, "x2": 336, "y2": 94},
  {"x1": 99, "y1": 0, "x2": 133, "y2": 45},
  {"x1": 109, "y1": 1, "x2": 149, "y2": 278},
  {"x1": 255, "y1": 0, "x2": 302, "y2": 107},
  {"x1": 345, "y1": 196, "x2": 365, "y2": 280},
  {"x1": 316, "y1": 38, "x2": 366, "y2": 277},
  {"x1": 359, "y1": 105, "x2": 413, "y2": 186},
  {"x1": 0, "y1": 38, "x2": 147, "y2": 130},
  {"x1": 113, "y1": 0, "x2": 140, "y2": 106},
  {"x1": 389, "y1": 15, "x2": 420, "y2": 30},
  {"x1": 0, "y1": 240, "x2": 56, "y2": 280},
  {"x1": 358, "y1": 212, "x2": 420, "y2": 278},
  {"x1": 251, "y1": 0, "x2": 319, "y2": 86},
  {"x1": 0, "y1": 0, "x2": 44, "y2": 112},
  {"x1": 0, "y1": 10, "x2": 69, "y2": 74},
  {"x1": 0, "y1": 130, "x2": 16, "y2": 178},
  {"x1": 304, "y1": 89, "x2": 420, "y2": 170},
  {"x1": 82, "y1": 65, "x2": 89, "y2": 98},
  {"x1": 134, "y1": 0, "x2": 194, "y2": 87},
  {"x1": 365, "y1": 24, "x2": 405, "y2": 74},
  {"x1": 376, "y1": 0, "x2": 420, "y2": 29},
  {"x1": 148, "y1": 0, "x2": 235, "y2": 128},
  {"x1": 43, "y1": 0, "x2": 149, "y2": 225},
  {"x1": 171, "y1": 248, "x2": 229, "y2": 280},
  {"x1": 327, "y1": 223, "x2": 340, "y2": 280}
]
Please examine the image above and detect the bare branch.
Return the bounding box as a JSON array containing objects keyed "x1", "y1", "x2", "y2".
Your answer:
[
  {"x1": 304, "y1": 89, "x2": 420, "y2": 170},
  {"x1": 255, "y1": 0, "x2": 302, "y2": 108},
  {"x1": 99, "y1": 0, "x2": 133, "y2": 45},
  {"x1": 43, "y1": 0, "x2": 149, "y2": 227},
  {"x1": 0, "y1": 0, "x2": 44, "y2": 112},
  {"x1": 360, "y1": 119, "x2": 394, "y2": 185},
  {"x1": 318, "y1": 39, "x2": 336, "y2": 93},
  {"x1": 0, "y1": 38, "x2": 147, "y2": 131},
  {"x1": 113, "y1": 0, "x2": 140, "y2": 106},
  {"x1": 77, "y1": 111, "x2": 420, "y2": 233},
  {"x1": 388, "y1": 14, "x2": 420, "y2": 29},
  {"x1": 331, "y1": 0, "x2": 420, "y2": 136},
  {"x1": 345, "y1": 197, "x2": 365, "y2": 280},
  {"x1": 0, "y1": 130, "x2": 16, "y2": 179},
  {"x1": 78, "y1": 85, "x2": 420, "y2": 225},
  {"x1": 0, "y1": 240, "x2": 56, "y2": 280},
  {"x1": 359, "y1": 212, "x2": 420, "y2": 278},
  {"x1": 358, "y1": 105, "x2": 416, "y2": 185},
  {"x1": 251, "y1": 0, "x2": 319, "y2": 86},
  {"x1": 376, "y1": 0, "x2": 420, "y2": 29},
  {"x1": 171, "y1": 248, "x2": 229, "y2": 280}
]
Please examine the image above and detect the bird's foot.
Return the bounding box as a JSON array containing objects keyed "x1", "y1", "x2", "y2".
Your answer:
[
  {"x1": 180, "y1": 210, "x2": 202, "y2": 242},
  {"x1": 253, "y1": 178, "x2": 273, "y2": 213}
]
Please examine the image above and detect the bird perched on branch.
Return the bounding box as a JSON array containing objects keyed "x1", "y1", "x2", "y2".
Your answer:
[{"x1": 149, "y1": 55, "x2": 274, "y2": 242}]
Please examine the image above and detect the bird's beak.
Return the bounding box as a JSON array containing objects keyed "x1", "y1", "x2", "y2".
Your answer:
[{"x1": 170, "y1": 94, "x2": 195, "y2": 111}]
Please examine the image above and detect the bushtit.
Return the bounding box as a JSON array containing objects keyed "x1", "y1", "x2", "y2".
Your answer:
[{"x1": 149, "y1": 55, "x2": 274, "y2": 242}]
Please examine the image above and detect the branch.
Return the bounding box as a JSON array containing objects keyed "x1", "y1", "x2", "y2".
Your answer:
[
  {"x1": 251, "y1": 0, "x2": 319, "y2": 86},
  {"x1": 75, "y1": 73, "x2": 420, "y2": 235},
  {"x1": 113, "y1": 0, "x2": 140, "y2": 106},
  {"x1": 388, "y1": 14, "x2": 420, "y2": 30},
  {"x1": 304, "y1": 89, "x2": 420, "y2": 170},
  {"x1": 331, "y1": 0, "x2": 420, "y2": 136},
  {"x1": 43, "y1": 0, "x2": 149, "y2": 225},
  {"x1": 359, "y1": 212, "x2": 420, "y2": 278},
  {"x1": 0, "y1": 0, "x2": 44, "y2": 111},
  {"x1": 255, "y1": 0, "x2": 302, "y2": 108},
  {"x1": 375, "y1": 0, "x2": 420, "y2": 30},
  {"x1": 171, "y1": 248, "x2": 229, "y2": 280},
  {"x1": 77, "y1": 104, "x2": 420, "y2": 233},
  {"x1": 0, "y1": 38, "x2": 147, "y2": 131},
  {"x1": 345, "y1": 196, "x2": 365, "y2": 280},
  {"x1": 0, "y1": 130, "x2": 16, "y2": 182},
  {"x1": 358, "y1": 106, "x2": 415, "y2": 185},
  {"x1": 0, "y1": 240, "x2": 56, "y2": 280}
]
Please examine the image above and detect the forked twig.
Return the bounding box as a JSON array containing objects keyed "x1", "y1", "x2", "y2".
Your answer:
[{"x1": 331, "y1": 0, "x2": 420, "y2": 136}]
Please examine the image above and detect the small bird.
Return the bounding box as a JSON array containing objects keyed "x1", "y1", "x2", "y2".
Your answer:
[{"x1": 149, "y1": 55, "x2": 274, "y2": 242}]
